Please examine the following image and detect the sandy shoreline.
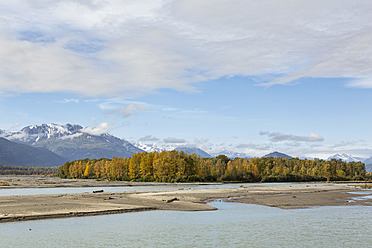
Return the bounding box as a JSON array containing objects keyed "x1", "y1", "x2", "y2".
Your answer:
[
  {"x1": 0, "y1": 176, "x2": 371, "y2": 223},
  {"x1": 0, "y1": 175, "x2": 205, "y2": 188}
]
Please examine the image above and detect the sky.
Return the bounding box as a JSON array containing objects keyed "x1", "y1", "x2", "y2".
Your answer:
[{"x1": 1, "y1": 0, "x2": 372, "y2": 159}]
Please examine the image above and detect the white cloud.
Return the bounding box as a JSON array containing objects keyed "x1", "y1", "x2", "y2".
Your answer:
[
  {"x1": 236, "y1": 143, "x2": 272, "y2": 150},
  {"x1": 163, "y1": 137, "x2": 186, "y2": 144},
  {"x1": 103, "y1": 103, "x2": 147, "y2": 117},
  {"x1": 59, "y1": 132, "x2": 83, "y2": 140},
  {"x1": 162, "y1": 107, "x2": 178, "y2": 111},
  {"x1": 81, "y1": 121, "x2": 115, "y2": 136},
  {"x1": 8, "y1": 122, "x2": 21, "y2": 131},
  {"x1": 331, "y1": 140, "x2": 366, "y2": 148},
  {"x1": 5, "y1": 131, "x2": 29, "y2": 141},
  {"x1": 60, "y1": 98, "x2": 80, "y2": 103},
  {"x1": 139, "y1": 135, "x2": 160, "y2": 142},
  {"x1": 0, "y1": 0, "x2": 372, "y2": 97},
  {"x1": 186, "y1": 138, "x2": 213, "y2": 151},
  {"x1": 347, "y1": 77, "x2": 372, "y2": 88},
  {"x1": 260, "y1": 131, "x2": 324, "y2": 142}
]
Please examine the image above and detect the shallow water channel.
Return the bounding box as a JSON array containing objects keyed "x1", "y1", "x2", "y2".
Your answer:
[
  {"x1": 0, "y1": 182, "x2": 310, "y2": 196},
  {"x1": 1, "y1": 183, "x2": 371, "y2": 247},
  {"x1": 0, "y1": 200, "x2": 371, "y2": 248}
]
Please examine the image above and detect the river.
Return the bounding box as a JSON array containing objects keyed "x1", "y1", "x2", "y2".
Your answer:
[
  {"x1": 0, "y1": 184, "x2": 371, "y2": 247},
  {"x1": 1, "y1": 200, "x2": 371, "y2": 247},
  {"x1": 0, "y1": 182, "x2": 312, "y2": 196}
]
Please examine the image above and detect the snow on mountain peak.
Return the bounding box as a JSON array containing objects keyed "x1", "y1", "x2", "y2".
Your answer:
[
  {"x1": 133, "y1": 142, "x2": 213, "y2": 157},
  {"x1": 134, "y1": 142, "x2": 166, "y2": 153},
  {"x1": 4, "y1": 123, "x2": 83, "y2": 144},
  {"x1": 210, "y1": 150, "x2": 250, "y2": 159},
  {"x1": 327, "y1": 153, "x2": 364, "y2": 162}
]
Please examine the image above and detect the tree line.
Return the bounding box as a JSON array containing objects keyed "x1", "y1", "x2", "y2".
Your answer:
[
  {"x1": 0, "y1": 165, "x2": 59, "y2": 175},
  {"x1": 57, "y1": 151, "x2": 368, "y2": 182}
]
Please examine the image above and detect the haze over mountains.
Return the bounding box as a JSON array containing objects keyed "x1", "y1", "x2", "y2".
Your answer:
[
  {"x1": 0, "y1": 137, "x2": 67, "y2": 167},
  {"x1": 1, "y1": 123, "x2": 371, "y2": 172}
]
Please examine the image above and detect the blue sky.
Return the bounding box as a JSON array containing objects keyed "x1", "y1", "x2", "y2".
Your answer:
[{"x1": 1, "y1": 0, "x2": 372, "y2": 159}]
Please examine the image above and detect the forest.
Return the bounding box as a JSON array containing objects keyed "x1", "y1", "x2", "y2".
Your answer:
[{"x1": 57, "y1": 151, "x2": 369, "y2": 182}]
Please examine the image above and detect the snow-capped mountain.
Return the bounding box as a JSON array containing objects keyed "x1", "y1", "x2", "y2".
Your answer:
[
  {"x1": 210, "y1": 150, "x2": 250, "y2": 159},
  {"x1": 4, "y1": 123, "x2": 83, "y2": 144},
  {"x1": 327, "y1": 154, "x2": 372, "y2": 172},
  {"x1": 2, "y1": 123, "x2": 143, "y2": 161},
  {"x1": 133, "y1": 142, "x2": 167, "y2": 153},
  {"x1": 133, "y1": 142, "x2": 212, "y2": 157},
  {"x1": 327, "y1": 154, "x2": 364, "y2": 162}
]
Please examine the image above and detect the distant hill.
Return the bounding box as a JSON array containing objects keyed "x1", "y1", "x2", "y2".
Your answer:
[
  {"x1": 1, "y1": 123, "x2": 143, "y2": 161},
  {"x1": 0, "y1": 137, "x2": 67, "y2": 167},
  {"x1": 262, "y1": 151, "x2": 292, "y2": 159},
  {"x1": 174, "y1": 146, "x2": 212, "y2": 158},
  {"x1": 364, "y1": 157, "x2": 372, "y2": 172}
]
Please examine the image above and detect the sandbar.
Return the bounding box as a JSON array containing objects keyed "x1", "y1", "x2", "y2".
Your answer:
[{"x1": 0, "y1": 177, "x2": 371, "y2": 223}]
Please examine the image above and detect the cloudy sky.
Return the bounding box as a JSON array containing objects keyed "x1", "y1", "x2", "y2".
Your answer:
[{"x1": 1, "y1": 0, "x2": 372, "y2": 159}]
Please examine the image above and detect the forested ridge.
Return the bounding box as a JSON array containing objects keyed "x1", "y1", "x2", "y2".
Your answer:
[{"x1": 57, "y1": 151, "x2": 368, "y2": 182}]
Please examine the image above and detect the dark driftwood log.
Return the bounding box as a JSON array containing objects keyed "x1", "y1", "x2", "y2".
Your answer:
[
  {"x1": 93, "y1": 190, "x2": 104, "y2": 193},
  {"x1": 163, "y1": 197, "x2": 179, "y2": 203}
]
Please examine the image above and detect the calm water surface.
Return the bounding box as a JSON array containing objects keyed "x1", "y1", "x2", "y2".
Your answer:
[
  {"x1": 1, "y1": 201, "x2": 371, "y2": 248},
  {"x1": 0, "y1": 182, "x2": 313, "y2": 196}
]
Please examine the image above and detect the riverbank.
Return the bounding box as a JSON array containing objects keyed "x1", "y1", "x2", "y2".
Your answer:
[
  {"x1": 1, "y1": 180, "x2": 371, "y2": 223},
  {"x1": 0, "y1": 175, "x2": 212, "y2": 188}
]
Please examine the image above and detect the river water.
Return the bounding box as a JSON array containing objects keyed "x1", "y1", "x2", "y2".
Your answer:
[
  {"x1": 1, "y1": 184, "x2": 371, "y2": 247},
  {"x1": 1, "y1": 201, "x2": 371, "y2": 247},
  {"x1": 0, "y1": 182, "x2": 307, "y2": 196}
]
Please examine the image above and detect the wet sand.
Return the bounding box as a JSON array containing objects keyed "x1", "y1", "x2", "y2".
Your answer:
[{"x1": 0, "y1": 176, "x2": 371, "y2": 223}]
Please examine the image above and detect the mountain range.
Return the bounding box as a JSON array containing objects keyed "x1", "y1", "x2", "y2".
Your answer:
[
  {"x1": 327, "y1": 153, "x2": 364, "y2": 162},
  {"x1": 135, "y1": 142, "x2": 255, "y2": 159},
  {"x1": 0, "y1": 123, "x2": 143, "y2": 165},
  {"x1": 1, "y1": 123, "x2": 372, "y2": 172},
  {"x1": 134, "y1": 142, "x2": 212, "y2": 158}
]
